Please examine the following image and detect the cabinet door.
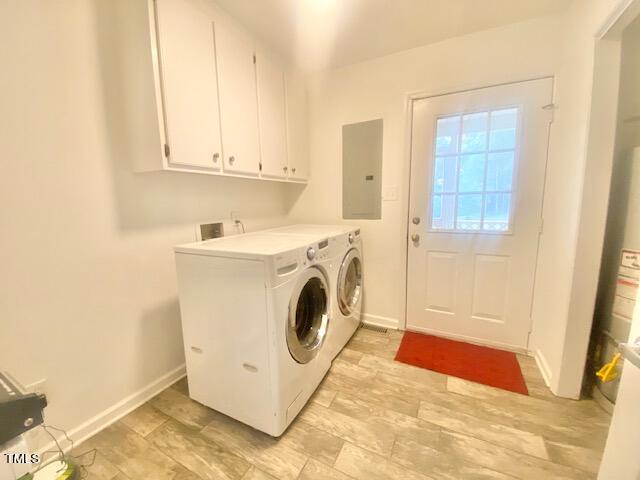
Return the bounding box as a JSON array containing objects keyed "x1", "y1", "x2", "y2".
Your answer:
[
  {"x1": 285, "y1": 75, "x2": 309, "y2": 181},
  {"x1": 256, "y1": 55, "x2": 288, "y2": 179},
  {"x1": 215, "y1": 23, "x2": 261, "y2": 176},
  {"x1": 155, "y1": 0, "x2": 222, "y2": 170}
]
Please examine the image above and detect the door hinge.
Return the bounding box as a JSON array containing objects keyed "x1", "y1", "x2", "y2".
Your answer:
[
  {"x1": 253, "y1": 54, "x2": 256, "y2": 64},
  {"x1": 259, "y1": 162, "x2": 262, "y2": 172},
  {"x1": 164, "y1": 143, "x2": 170, "y2": 158}
]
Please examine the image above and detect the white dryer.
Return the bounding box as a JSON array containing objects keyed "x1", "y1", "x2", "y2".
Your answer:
[
  {"x1": 266, "y1": 225, "x2": 364, "y2": 360},
  {"x1": 174, "y1": 232, "x2": 335, "y2": 436},
  {"x1": 331, "y1": 229, "x2": 363, "y2": 358}
]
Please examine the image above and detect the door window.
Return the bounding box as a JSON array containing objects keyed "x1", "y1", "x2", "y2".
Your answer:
[{"x1": 431, "y1": 107, "x2": 518, "y2": 232}]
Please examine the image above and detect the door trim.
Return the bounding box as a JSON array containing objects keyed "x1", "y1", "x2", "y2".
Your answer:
[{"x1": 401, "y1": 76, "x2": 555, "y2": 350}]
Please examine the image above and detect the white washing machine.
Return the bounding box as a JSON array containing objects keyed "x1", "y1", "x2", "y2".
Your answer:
[
  {"x1": 174, "y1": 232, "x2": 336, "y2": 436},
  {"x1": 266, "y1": 225, "x2": 364, "y2": 360}
]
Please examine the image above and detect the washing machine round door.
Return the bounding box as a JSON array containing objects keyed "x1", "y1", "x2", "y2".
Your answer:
[
  {"x1": 338, "y1": 248, "x2": 363, "y2": 316},
  {"x1": 287, "y1": 268, "x2": 330, "y2": 364}
]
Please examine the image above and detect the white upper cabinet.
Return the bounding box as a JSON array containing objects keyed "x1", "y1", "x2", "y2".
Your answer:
[
  {"x1": 285, "y1": 74, "x2": 309, "y2": 181},
  {"x1": 154, "y1": 0, "x2": 222, "y2": 170},
  {"x1": 135, "y1": 0, "x2": 308, "y2": 182},
  {"x1": 256, "y1": 54, "x2": 288, "y2": 179},
  {"x1": 215, "y1": 22, "x2": 261, "y2": 176}
]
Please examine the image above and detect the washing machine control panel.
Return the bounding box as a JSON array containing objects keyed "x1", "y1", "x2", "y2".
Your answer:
[{"x1": 303, "y1": 238, "x2": 333, "y2": 264}]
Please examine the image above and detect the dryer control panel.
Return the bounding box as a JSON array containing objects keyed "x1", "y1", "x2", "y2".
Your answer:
[{"x1": 313, "y1": 238, "x2": 331, "y2": 261}]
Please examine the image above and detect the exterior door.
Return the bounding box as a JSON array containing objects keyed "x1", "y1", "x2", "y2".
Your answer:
[{"x1": 406, "y1": 79, "x2": 553, "y2": 349}]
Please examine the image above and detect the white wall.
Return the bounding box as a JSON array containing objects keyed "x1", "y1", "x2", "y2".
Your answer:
[{"x1": 0, "y1": 0, "x2": 292, "y2": 450}]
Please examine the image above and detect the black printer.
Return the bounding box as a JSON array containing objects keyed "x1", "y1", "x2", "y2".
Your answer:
[{"x1": 0, "y1": 372, "x2": 47, "y2": 445}]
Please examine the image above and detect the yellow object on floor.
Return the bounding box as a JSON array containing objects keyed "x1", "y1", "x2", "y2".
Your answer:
[{"x1": 596, "y1": 352, "x2": 622, "y2": 382}]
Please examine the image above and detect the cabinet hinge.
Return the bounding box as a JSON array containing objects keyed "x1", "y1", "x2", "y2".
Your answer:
[
  {"x1": 253, "y1": 54, "x2": 256, "y2": 65},
  {"x1": 538, "y1": 217, "x2": 544, "y2": 234},
  {"x1": 164, "y1": 143, "x2": 170, "y2": 158},
  {"x1": 259, "y1": 162, "x2": 262, "y2": 172}
]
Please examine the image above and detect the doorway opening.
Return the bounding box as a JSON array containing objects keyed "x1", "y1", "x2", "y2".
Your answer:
[{"x1": 586, "y1": 13, "x2": 640, "y2": 412}]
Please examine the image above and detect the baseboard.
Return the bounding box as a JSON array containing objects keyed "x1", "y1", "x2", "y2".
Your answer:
[
  {"x1": 36, "y1": 363, "x2": 186, "y2": 456},
  {"x1": 361, "y1": 313, "x2": 400, "y2": 330},
  {"x1": 533, "y1": 349, "x2": 553, "y2": 388}
]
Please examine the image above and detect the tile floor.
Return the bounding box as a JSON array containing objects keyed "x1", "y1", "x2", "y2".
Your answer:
[{"x1": 77, "y1": 328, "x2": 612, "y2": 479}]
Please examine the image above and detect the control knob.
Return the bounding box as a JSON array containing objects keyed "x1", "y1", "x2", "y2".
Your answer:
[{"x1": 307, "y1": 247, "x2": 316, "y2": 260}]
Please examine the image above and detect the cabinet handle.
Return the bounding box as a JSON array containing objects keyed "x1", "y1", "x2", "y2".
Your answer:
[
  {"x1": 213, "y1": 153, "x2": 219, "y2": 163},
  {"x1": 228, "y1": 156, "x2": 235, "y2": 165},
  {"x1": 292, "y1": 167, "x2": 296, "y2": 174},
  {"x1": 283, "y1": 166, "x2": 288, "y2": 173}
]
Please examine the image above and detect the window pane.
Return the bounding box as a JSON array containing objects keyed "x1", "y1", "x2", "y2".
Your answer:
[
  {"x1": 433, "y1": 156, "x2": 457, "y2": 193},
  {"x1": 461, "y1": 112, "x2": 488, "y2": 153},
  {"x1": 489, "y1": 108, "x2": 517, "y2": 150},
  {"x1": 432, "y1": 194, "x2": 455, "y2": 229},
  {"x1": 483, "y1": 193, "x2": 511, "y2": 231},
  {"x1": 430, "y1": 108, "x2": 517, "y2": 234},
  {"x1": 486, "y1": 152, "x2": 514, "y2": 191},
  {"x1": 458, "y1": 154, "x2": 485, "y2": 193},
  {"x1": 456, "y1": 194, "x2": 482, "y2": 230},
  {"x1": 435, "y1": 116, "x2": 460, "y2": 155},
  {"x1": 432, "y1": 195, "x2": 442, "y2": 219}
]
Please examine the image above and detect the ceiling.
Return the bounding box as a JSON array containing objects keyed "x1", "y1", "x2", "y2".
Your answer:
[{"x1": 213, "y1": 0, "x2": 572, "y2": 71}]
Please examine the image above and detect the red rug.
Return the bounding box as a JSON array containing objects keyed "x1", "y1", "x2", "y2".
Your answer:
[{"x1": 395, "y1": 332, "x2": 529, "y2": 395}]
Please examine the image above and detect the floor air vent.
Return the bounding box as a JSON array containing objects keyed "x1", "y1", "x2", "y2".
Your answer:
[{"x1": 359, "y1": 323, "x2": 388, "y2": 334}]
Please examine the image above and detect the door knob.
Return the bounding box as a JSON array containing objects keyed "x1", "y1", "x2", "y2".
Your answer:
[
  {"x1": 411, "y1": 233, "x2": 420, "y2": 242},
  {"x1": 412, "y1": 217, "x2": 421, "y2": 225}
]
